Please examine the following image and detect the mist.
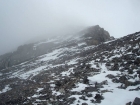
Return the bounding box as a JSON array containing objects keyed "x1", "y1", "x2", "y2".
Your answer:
[{"x1": 0, "y1": 0, "x2": 140, "y2": 55}]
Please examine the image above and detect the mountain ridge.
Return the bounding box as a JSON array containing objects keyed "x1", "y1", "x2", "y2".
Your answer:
[{"x1": 0, "y1": 25, "x2": 112, "y2": 70}]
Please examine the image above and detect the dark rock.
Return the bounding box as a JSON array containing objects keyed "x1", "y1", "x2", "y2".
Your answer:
[
  {"x1": 79, "y1": 96, "x2": 88, "y2": 100},
  {"x1": 5, "y1": 97, "x2": 27, "y2": 105},
  {"x1": 129, "y1": 87, "x2": 140, "y2": 91},
  {"x1": 132, "y1": 81, "x2": 140, "y2": 86},
  {"x1": 95, "y1": 83, "x2": 104, "y2": 88},
  {"x1": 106, "y1": 74, "x2": 115, "y2": 79},
  {"x1": 67, "y1": 97, "x2": 76, "y2": 104},
  {"x1": 82, "y1": 87, "x2": 98, "y2": 93},
  {"x1": 56, "y1": 95, "x2": 65, "y2": 100},
  {"x1": 112, "y1": 78, "x2": 120, "y2": 83},
  {"x1": 132, "y1": 97, "x2": 140, "y2": 105},
  {"x1": 134, "y1": 57, "x2": 140, "y2": 65},
  {"x1": 94, "y1": 94, "x2": 104, "y2": 103},
  {"x1": 106, "y1": 62, "x2": 111, "y2": 66},
  {"x1": 82, "y1": 25, "x2": 110, "y2": 45},
  {"x1": 126, "y1": 102, "x2": 132, "y2": 105},
  {"x1": 110, "y1": 63, "x2": 119, "y2": 71},
  {"x1": 137, "y1": 69, "x2": 140, "y2": 75},
  {"x1": 86, "y1": 94, "x2": 92, "y2": 97},
  {"x1": 101, "y1": 80, "x2": 108, "y2": 85},
  {"x1": 83, "y1": 76, "x2": 89, "y2": 84},
  {"x1": 128, "y1": 69, "x2": 133, "y2": 74},
  {"x1": 127, "y1": 60, "x2": 134, "y2": 65},
  {"x1": 82, "y1": 103, "x2": 88, "y2": 105},
  {"x1": 94, "y1": 94, "x2": 104, "y2": 100},
  {"x1": 55, "y1": 81, "x2": 62, "y2": 87},
  {"x1": 131, "y1": 65, "x2": 138, "y2": 70},
  {"x1": 119, "y1": 76, "x2": 127, "y2": 83},
  {"x1": 90, "y1": 99, "x2": 95, "y2": 103},
  {"x1": 124, "y1": 80, "x2": 133, "y2": 88},
  {"x1": 103, "y1": 71, "x2": 106, "y2": 73}
]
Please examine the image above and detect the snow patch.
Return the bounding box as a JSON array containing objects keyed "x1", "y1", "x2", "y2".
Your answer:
[
  {"x1": 71, "y1": 83, "x2": 88, "y2": 92},
  {"x1": 67, "y1": 58, "x2": 78, "y2": 65},
  {"x1": 61, "y1": 68, "x2": 74, "y2": 76},
  {"x1": 78, "y1": 42, "x2": 86, "y2": 46},
  {"x1": 0, "y1": 85, "x2": 11, "y2": 94}
]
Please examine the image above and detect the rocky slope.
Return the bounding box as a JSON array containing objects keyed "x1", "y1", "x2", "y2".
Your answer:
[
  {"x1": 0, "y1": 25, "x2": 111, "y2": 70},
  {"x1": 0, "y1": 26, "x2": 140, "y2": 105}
]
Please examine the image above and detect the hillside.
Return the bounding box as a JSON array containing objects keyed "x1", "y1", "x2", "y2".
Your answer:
[
  {"x1": 0, "y1": 25, "x2": 111, "y2": 70},
  {"x1": 0, "y1": 26, "x2": 140, "y2": 105}
]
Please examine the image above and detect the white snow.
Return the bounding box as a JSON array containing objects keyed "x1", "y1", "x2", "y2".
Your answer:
[
  {"x1": 32, "y1": 94, "x2": 41, "y2": 98},
  {"x1": 0, "y1": 85, "x2": 11, "y2": 94},
  {"x1": 0, "y1": 73, "x2": 2, "y2": 76},
  {"x1": 88, "y1": 64, "x2": 121, "y2": 83},
  {"x1": 10, "y1": 60, "x2": 52, "y2": 79},
  {"x1": 36, "y1": 88, "x2": 43, "y2": 92},
  {"x1": 40, "y1": 49, "x2": 61, "y2": 61},
  {"x1": 50, "y1": 84, "x2": 55, "y2": 88},
  {"x1": 61, "y1": 68, "x2": 74, "y2": 76},
  {"x1": 52, "y1": 90, "x2": 61, "y2": 96},
  {"x1": 39, "y1": 47, "x2": 79, "y2": 62},
  {"x1": 70, "y1": 94, "x2": 95, "y2": 105},
  {"x1": 89, "y1": 60, "x2": 99, "y2": 68},
  {"x1": 109, "y1": 54, "x2": 121, "y2": 60},
  {"x1": 70, "y1": 63, "x2": 139, "y2": 105},
  {"x1": 34, "y1": 38, "x2": 57, "y2": 47},
  {"x1": 67, "y1": 58, "x2": 78, "y2": 65},
  {"x1": 84, "y1": 45, "x2": 95, "y2": 50},
  {"x1": 19, "y1": 66, "x2": 46, "y2": 79},
  {"x1": 78, "y1": 42, "x2": 86, "y2": 46},
  {"x1": 104, "y1": 39, "x2": 117, "y2": 44},
  {"x1": 100, "y1": 89, "x2": 139, "y2": 105},
  {"x1": 71, "y1": 83, "x2": 88, "y2": 92}
]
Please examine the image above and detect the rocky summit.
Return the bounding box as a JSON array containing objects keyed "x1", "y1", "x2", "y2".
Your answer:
[{"x1": 0, "y1": 25, "x2": 140, "y2": 105}]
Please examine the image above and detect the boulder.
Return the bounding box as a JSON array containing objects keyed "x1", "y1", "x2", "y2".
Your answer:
[
  {"x1": 106, "y1": 74, "x2": 115, "y2": 79},
  {"x1": 82, "y1": 87, "x2": 98, "y2": 93},
  {"x1": 79, "y1": 96, "x2": 88, "y2": 100},
  {"x1": 119, "y1": 76, "x2": 127, "y2": 83},
  {"x1": 137, "y1": 69, "x2": 140, "y2": 75},
  {"x1": 86, "y1": 94, "x2": 92, "y2": 97},
  {"x1": 82, "y1": 103, "x2": 88, "y2": 105},
  {"x1": 132, "y1": 97, "x2": 140, "y2": 105},
  {"x1": 83, "y1": 76, "x2": 89, "y2": 84},
  {"x1": 94, "y1": 94, "x2": 104, "y2": 103},
  {"x1": 55, "y1": 81, "x2": 62, "y2": 87},
  {"x1": 67, "y1": 97, "x2": 76, "y2": 104},
  {"x1": 126, "y1": 102, "x2": 132, "y2": 105},
  {"x1": 134, "y1": 57, "x2": 140, "y2": 65}
]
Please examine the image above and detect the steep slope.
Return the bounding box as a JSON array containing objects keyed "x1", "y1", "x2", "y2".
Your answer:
[
  {"x1": 0, "y1": 25, "x2": 111, "y2": 70},
  {"x1": 0, "y1": 27, "x2": 140, "y2": 105}
]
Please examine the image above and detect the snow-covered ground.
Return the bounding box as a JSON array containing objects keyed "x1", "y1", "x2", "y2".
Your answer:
[{"x1": 69, "y1": 63, "x2": 140, "y2": 105}]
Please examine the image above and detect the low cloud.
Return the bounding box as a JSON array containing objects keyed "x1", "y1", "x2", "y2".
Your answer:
[{"x1": 0, "y1": 0, "x2": 140, "y2": 55}]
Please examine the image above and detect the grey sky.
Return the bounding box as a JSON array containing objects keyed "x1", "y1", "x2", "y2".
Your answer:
[{"x1": 0, "y1": 0, "x2": 140, "y2": 55}]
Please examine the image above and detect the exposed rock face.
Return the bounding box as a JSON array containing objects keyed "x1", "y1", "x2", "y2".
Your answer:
[
  {"x1": 0, "y1": 42, "x2": 57, "y2": 70},
  {"x1": 81, "y1": 25, "x2": 111, "y2": 45},
  {"x1": 132, "y1": 97, "x2": 140, "y2": 105}
]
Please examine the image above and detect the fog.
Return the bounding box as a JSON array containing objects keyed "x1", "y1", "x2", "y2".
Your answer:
[{"x1": 0, "y1": 0, "x2": 140, "y2": 55}]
